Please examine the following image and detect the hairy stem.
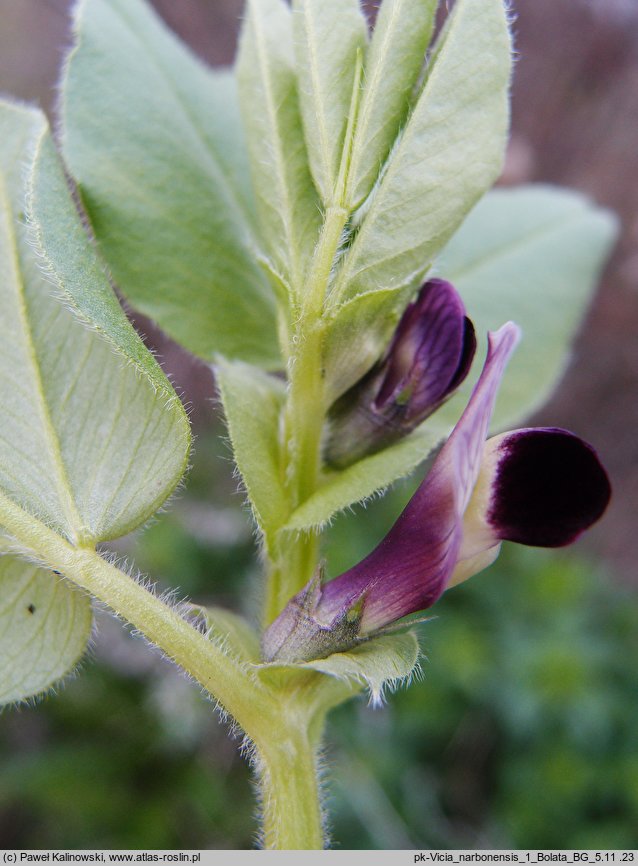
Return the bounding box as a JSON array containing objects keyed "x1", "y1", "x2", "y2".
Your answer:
[
  {"x1": 265, "y1": 206, "x2": 349, "y2": 624},
  {"x1": 265, "y1": 529, "x2": 320, "y2": 626},
  {"x1": 258, "y1": 728, "x2": 324, "y2": 849},
  {"x1": 0, "y1": 491, "x2": 330, "y2": 848},
  {"x1": 0, "y1": 491, "x2": 276, "y2": 738}
]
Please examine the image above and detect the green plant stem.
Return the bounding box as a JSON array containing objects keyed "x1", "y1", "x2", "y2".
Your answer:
[
  {"x1": 262, "y1": 67, "x2": 360, "y2": 622},
  {"x1": 0, "y1": 202, "x2": 356, "y2": 849},
  {"x1": 258, "y1": 727, "x2": 324, "y2": 849},
  {"x1": 289, "y1": 204, "x2": 348, "y2": 505},
  {"x1": 0, "y1": 491, "x2": 328, "y2": 848},
  {"x1": 0, "y1": 195, "x2": 357, "y2": 853},
  {"x1": 0, "y1": 492, "x2": 271, "y2": 733},
  {"x1": 265, "y1": 206, "x2": 349, "y2": 624},
  {"x1": 265, "y1": 530, "x2": 320, "y2": 626},
  {"x1": 257, "y1": 205, "x2": 354, "y2": 843}
]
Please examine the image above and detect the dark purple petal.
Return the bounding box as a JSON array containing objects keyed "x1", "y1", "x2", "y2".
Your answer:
[
  {"x1": 375, "y1": 279, "x2": 475, "y2": 417},
  {"x1": 319, "y1": 323, "x2": 521, "y2": 631},
  {"x1": 263, "y1": 324, "x2": 519, "y2": 661},
  {"x1": 448, "y1": 317, "x2": 477, "y2": 393},
  {"x1": 326, "y1": 279, "x2": 477, "y2": 467},
  {"x1": 265, "y1": 314, "x2": 614, "y2": 664},
  {"x1": 487, "y1": 428, "x2": 612, "y2": 546}
]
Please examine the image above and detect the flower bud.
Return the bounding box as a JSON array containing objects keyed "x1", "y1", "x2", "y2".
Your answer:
[
  {"x1": 325, "y1": 279, "x2": 476, "y2": 467},
  {"x1": 264, "y1": 324, "x2": 611, "y2": 664}
]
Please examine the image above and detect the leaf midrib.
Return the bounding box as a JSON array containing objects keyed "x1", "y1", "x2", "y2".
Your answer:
[
  {"x1": 348, "y1": 0, "x2": 402, "y2": 194},
  {"x1": 334, "y1": 0, "x2": 505, "y2": 298},
  {"x1": 0, "y1": 176, "x2": 84, "y2": 543}
]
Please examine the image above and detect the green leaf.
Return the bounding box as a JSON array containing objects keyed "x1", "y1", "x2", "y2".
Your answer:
[
  {"x1": 0, "y1": 556, "x2": 92, "y2": 706},
  {"x1": 305, "y1": 630, "x2": 420, "y2": 703},
  {"x1": 292, "y1": 0, "x2": 368, "y2": 204},
  {"x1": 0, "y1": 100, "x2": 189, "y2": 702},
  {"x1": 436, "y1": 185, "x2": 619, "y2": 429},
  {"x1": 0, "y1": 99, "x2": 190, "y2": 544},
  {"x1": 332, "y1": 0, "x2": 512, "y2": 304},
  {"x1": 346, "y1": 0, "x2": 438, "y2": 208},
  {"x1": 60, "y1": 0, "x2": 280, "y2": 367},
  {"x1": 283, "y1": 426, "x2": 441, "y2": 532},
  {"x1": 323, "y1": 285, "x2": 413, "y2": 401},
  {"x1": 257, "y1": 631, "x2": 420, "y2": 705},
  {"x1": 214, "y1": 359, "x2": 288, "y2": 540},
  {"x1": 31, "y1": 140, "x2": 185, "y2": 419},
  {"x1": 237, "y1": 0, "x2": 321, "y2": 295}
]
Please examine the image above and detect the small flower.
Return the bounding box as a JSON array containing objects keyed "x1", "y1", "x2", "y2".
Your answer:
[
  {"x1": 263, "y1": 323, "x2": 611, "y2": 663},
  {"x1": 325, "y1": 279, "x2": 476, "y2": 467}
]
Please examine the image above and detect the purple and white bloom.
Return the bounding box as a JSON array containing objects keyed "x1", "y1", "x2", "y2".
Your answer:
[
  {"x1": 326, "y1": 279, "x2": 476, "y2": 467},
  {"x1": 263, "y1": 323, "x2": 612, "y2": 664}
]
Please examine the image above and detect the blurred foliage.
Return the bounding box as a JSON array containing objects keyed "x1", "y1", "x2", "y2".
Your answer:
[{"x1": 1, "y1": 431, "x2": 637, "y2": 849}]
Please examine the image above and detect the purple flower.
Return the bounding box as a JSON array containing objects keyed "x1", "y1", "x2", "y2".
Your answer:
[
  {"x1": 263, "y1": 323, "x2": 611, "y2": 663},
  {"x1": 326, "y1": 279, "x2": 476, "y2": 467}
]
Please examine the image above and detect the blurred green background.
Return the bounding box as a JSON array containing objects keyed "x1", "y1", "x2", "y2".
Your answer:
[{"x1": 1, "y1": 0, "x2": 637, "y2": 851}]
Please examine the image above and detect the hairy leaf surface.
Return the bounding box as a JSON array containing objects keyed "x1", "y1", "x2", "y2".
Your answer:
[
  {"x1": 436, "y1": 185, "x2": 619, "y2": 428},
  {"x1": 0, "y1": 101, "x2": 189, "y2": 700},
  {"x1": 284, "y1": 427, "x2": 441, "y2": 533},
  {"x1": 292, "y1": 0, "x2": 368, "y2": 204},
  {"x1": 237, "y1": 0, "x2": 321, "y2": 295},
  {"x1": 60, "y1": 0, "x2": 279, "y2": 366},
  {"x1": 333, "y1": 0, "x2": 511, "y2": 303},
  {"x1": 0, "y1": 557, "x2": 92, "y2": 705},
  {"x1": 215, "y1": 359, "x2": 288, "y2": 540},
  {"x1": 257, "y1": 631, "x2": 420, "y2": 706},
  {"x1": 323, "y1": 285, "x2": 414, "y2": 401},
  {"x1": 346, "y1": 0, "x2": 438, "y2": 208}
]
